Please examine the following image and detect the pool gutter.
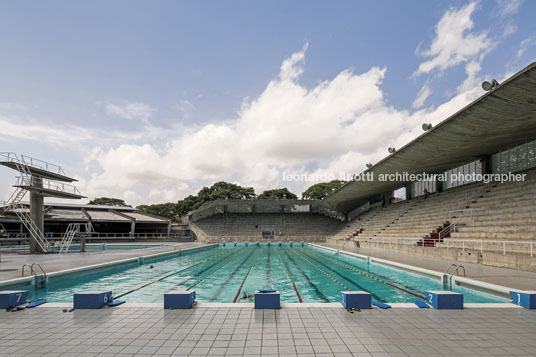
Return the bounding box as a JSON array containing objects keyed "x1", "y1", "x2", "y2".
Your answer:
[
  {"x1": 311, "y1": 244, "x2": 515, "y2": 299},
  {"x1": 0, "y1": 243, "x2": 217, "y2": 290}
]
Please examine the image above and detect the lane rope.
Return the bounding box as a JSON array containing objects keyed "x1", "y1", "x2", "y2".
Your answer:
[
  {"x1": 275, "y1": 247, "x2": 302, "y2": 303},
  {"x1": 305, "y1": 248, "x2": 426, "y2": 300},
  {"x1": 114, "y1": 249, "x2": 231, "y2": 300},
  {"x1": 290, "y1": 249, "x2": 351, "y2": 291},
  {"x1": 232, "y1": 250, "x2": 261, "y2": 303},
  {"x1": 186, "y1": 248, "x2": 245, "y2": 291}
]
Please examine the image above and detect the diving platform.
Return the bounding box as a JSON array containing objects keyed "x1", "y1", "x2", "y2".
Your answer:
[
  {"x1": 13, "y1": 184, "x2": 86, "y2": 199},
  {"x1": 0, "y1": 152, "x2": 77, "y2": 182},
  {"x1": 0, "y1": 152, "x2": 85, "y2": 253}
]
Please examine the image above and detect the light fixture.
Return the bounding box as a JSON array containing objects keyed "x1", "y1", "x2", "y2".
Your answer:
[
  {"x1": 422, "y1": 123, "x2": 432, "y2": 131},
  {"x1": 366, "y1": 163, "x2": 373, "y2": 169},
  {"x1": 482, "y1": 79, "x2": 499, "y2": 91},
  {"x1": 388, "y1": 147, "x2": 396, "y2": 154}
]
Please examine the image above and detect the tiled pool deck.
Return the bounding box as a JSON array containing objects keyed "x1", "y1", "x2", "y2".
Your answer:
[{"x1": 0, "y1": 305, "x2": 535, "y2": 356}]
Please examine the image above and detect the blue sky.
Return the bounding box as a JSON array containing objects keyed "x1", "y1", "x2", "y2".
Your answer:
[{"x1": 0, "y1": 0, "x2": 535, "y2": 205}]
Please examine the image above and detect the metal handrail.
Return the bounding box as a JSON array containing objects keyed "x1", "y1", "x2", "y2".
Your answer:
[
  {"x1": 21, "y1": 263, "x2": 47, "y2": 280},
  {"x1": 356, "y1": 236, "x2": 535, "y2": 257},
  {"x1": 0, "y1": 152, "x2": 66, "y2": 176},
  {"x1": 14, "y1": 176, "x2": 81, "y2": 196}
]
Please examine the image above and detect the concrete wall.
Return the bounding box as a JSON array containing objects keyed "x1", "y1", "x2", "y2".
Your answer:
[{"x1": 330, "y1": 240, "x2": 536, "y2": 273}]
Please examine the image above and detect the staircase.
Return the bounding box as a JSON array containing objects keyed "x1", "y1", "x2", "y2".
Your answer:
[
  {"x1": 58, "y1": 222, "x2": 94, "y2": 253},
  {"x1": 0, "y1": 154, "x2": 51, "y2": 252}
]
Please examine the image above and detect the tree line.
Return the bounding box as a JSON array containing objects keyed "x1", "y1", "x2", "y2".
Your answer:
[{"x1": 89, "y1": 180, "x2": 346, "y2": 222}]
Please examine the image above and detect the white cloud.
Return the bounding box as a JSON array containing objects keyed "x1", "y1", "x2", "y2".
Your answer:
[
  {"x1": 81, "y1": 43, "x2": 490, "y2": 205},
  {"x1": 517, "y1": 32, "x2": 536, "y2": 58},
  {"x1": 412, "y1": 83, "x2": 432, "y2": 109},
  {"x1": 496, "y1": 0, "x2": 523, "y2": 16},
  {"x1": 413, "y1": 1, "x2": 494, "y2": 78},
  {"x1": 104, "y1": 101, "x2": 156, "y2": 123}
]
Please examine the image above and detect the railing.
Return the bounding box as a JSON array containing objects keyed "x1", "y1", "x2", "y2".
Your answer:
[
  {"x1": 0, "y1": 152, "x2": 66, "y2": 176},
  {"x1": 438, "y1": 223, "x2": 458, "y2": 240},
  {"x1": 204, "y1": 235, "x2": 328, "y2": 243},
  {"x1": 14, "y1": 176, "x2": 81, "y2": 196},
  {"x1": 356, "y1": 236, "x2": 535, "y2": 256}
]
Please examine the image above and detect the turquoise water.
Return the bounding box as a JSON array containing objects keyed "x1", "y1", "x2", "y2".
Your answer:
[{"x1": 21, "y1": 244, "x2": 508, "y2": 303}]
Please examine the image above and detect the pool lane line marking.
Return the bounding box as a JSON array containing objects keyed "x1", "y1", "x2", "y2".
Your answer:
[
  {"x1": 297, "y1": 248, "x2": 382, "y2": 301},
  {"x1": 290, "y1": 249, "x2": 352, "y2": 292},
  {"x1": 305, "y1": 248, "x2": 426, "y2": 300},
  {"x1": 209, "y1": 248, "x2": 257, "y2": 302},
  {"x1": 265, "y1": 246, "x2": 272, "y2": 289},
  {"x1": 232, "y1": 250, "x2": 261, "y2": 303},
  {"x1": 281, "y1": 249, "x2": 328, "y2": 302},
  {"x1": 164, "y1": 248, "x2": 246, "y2": 294},
  {"x1": 275, "y1": 248, "x2": 302, "y2": 303},
  {"x1": 114, "y1": 249, "x2": 235, "y2": 300},
  {"x1": 186, "y1": 248, "x2": 250, "y2": 291}
]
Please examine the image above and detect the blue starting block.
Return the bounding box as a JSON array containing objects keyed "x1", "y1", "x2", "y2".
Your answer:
[
  {"x1": 74, "y1": 291, "x2": 112, "y2": 309},
  {"x1": 254, "y1": 290, "x2": 280, "y2": 309},
  {"x1": 0, "y1": 290, "x2": 29, "y2": 309},
  {"x1": 164, "y1": 290, "x2": 196, "y2": 309},
  {"x1": 424, "y1": 291, "x2": 463, "y2": 309},
  {"x1": 510, "y1": 291, "x2": 536, "y2": 309},
  {"x1": 340, "y1": 291, "x2": 371, "y2": 309}
]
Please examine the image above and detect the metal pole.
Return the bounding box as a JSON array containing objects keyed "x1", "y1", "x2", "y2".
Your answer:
[
  {"x1": 481, "y1": 240, "x2": 483, "y2": 253},
  {"x1": 503, "y1": 241, "x2": 505, "y2": 255}
]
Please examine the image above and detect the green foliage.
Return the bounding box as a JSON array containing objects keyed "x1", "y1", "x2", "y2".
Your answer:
[
  {"x1": 257, "y1": 188, "x2": 297, "y2": 200},
  {"x1": 136, "y1": 203, "x2": 181, "y2": 222},
  {"x1": 301, "y1": 180, "x2": 346, "y2": 200},
  {"x1": 88, "y1": 197, "x2": 131, "y2": 207},
  {"x1": 197, "y1": 181, "x2": 256, "y2": 201},
  {"x1": 136, "y1": 181, "x2": 256, "y2": 220}
]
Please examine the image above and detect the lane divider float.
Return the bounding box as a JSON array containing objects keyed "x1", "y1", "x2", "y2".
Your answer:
[
  {"x1": 304, "y1": 248, "x2": 426, "y2": 300},
  {"x1": 275, "y1": 247, "x2": 302, "y2": 302}
]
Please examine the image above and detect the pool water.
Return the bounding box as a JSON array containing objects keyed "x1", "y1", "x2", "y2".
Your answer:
[{"x1": 24, "y1": 244, "x2": 508, "y2": 303}]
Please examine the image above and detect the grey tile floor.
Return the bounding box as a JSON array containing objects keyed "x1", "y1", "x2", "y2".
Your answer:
[{"x1": 0, "y1": 306, "x2": 535, "y2": 356}]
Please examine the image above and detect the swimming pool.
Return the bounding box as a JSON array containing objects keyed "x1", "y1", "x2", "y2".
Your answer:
[{"x1": 18, "y1": 244, "x2": 508, "y2": 304}]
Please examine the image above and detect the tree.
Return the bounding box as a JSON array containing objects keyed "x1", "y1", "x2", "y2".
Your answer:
[
  {"x1": 257, "y1": 188, "x2": 298, "y2": 200},
  {"x1": 301, "y1": 180, "x2": 346, "y2": 200},
  {"x1": 137, "y1": 203, "x2": 181, "y2": 222},
  {"x1": 136, "y1": 181, "x2": 256, "y2": 220},
  {"x1": 88, "y1": 197, "x2": 131, "y2": 207},
  {"x1": 196, "y1": 181, "x2": 256, "y2": 202}
]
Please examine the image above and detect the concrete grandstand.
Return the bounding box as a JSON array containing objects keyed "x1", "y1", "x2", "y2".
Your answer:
[{"x1": 190, "y1": 62, "x2": 536, "y2": 272}]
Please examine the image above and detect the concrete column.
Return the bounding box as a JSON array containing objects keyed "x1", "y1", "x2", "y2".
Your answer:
[
  {"x1": 167, "y1": 221, "x2": 171, "y2": 237},
  {"x1": 130, "y1": 221, "x2": 136, "y2": 238},
  {"x1": 30, "y1": 176, "x2": 44, "y2": 253},
  {"x1": 482, "y1": 155, "x2": 492, "y2": 174}
]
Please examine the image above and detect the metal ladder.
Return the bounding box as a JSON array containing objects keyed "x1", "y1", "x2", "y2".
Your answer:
[
  {"x1": 444, "y1": 263, "x2": 466, "y2": 276},
  {"x1": 21, "y1": 263, "x2": 47, "y2": 287},
  {"x1": 0, "y1": 154, "x2": 51, "y2": 252}
]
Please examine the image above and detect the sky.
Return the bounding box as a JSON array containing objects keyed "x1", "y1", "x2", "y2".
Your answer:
[{"x1": 0, "y1": 0, "x2": 535, "y2": 206}]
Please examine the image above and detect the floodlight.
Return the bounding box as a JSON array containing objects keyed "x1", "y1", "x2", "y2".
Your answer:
[
  {"x1": 388, "y1": 147, "x2": 396, "y2": 154},
  {"x1": 366, "y1": 163, "x2": 373, "y2": 169},
  {"x1": 422, "y1": 123, "x2": 432, "y2": 131},
  {"x1": 482, "y1": 79, "x2": 499, "y2": 91}
]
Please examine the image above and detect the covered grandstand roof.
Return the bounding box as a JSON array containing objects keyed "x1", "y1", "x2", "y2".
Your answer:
[
  {"x1": 189, "y1": 199, "x2": 344, "y2": 221},
  {"x1": 1, "y1": 202, "x2": 170, "y2": 224},
  {"x1": 325, "y1": 62, "x2": 536, "y2": 212}
]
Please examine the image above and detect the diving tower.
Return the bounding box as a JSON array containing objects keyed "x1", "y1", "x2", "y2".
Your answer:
[{"x1": 0, "y1": 152, "x2": 85, "y2": 253}]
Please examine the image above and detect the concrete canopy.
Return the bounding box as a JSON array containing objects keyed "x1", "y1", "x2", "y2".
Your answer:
[{"x1": 325, "y1": 62, "x2": 536, "y2": 213}]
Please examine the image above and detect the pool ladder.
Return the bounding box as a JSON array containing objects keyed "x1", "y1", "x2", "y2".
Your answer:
[
  {"x1": 444, "y1": 264, "x2": 466, "y2": 276},
  {"x1": 22, "y1": 263, "x2": 47, "y2": 287}
]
